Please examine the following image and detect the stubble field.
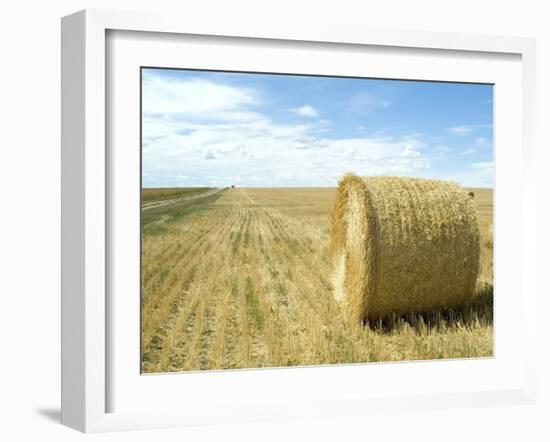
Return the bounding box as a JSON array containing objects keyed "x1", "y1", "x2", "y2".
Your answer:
[{"x1": 141, "y1": 186, "x2": 493, "y2": 373}]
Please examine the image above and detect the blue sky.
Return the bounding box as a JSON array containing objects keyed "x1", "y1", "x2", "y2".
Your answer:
[{"x1": 142, "y1": 68, "x2": 493, "y2": 188}]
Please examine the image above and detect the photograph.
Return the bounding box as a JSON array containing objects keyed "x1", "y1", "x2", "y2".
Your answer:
[{"x1": 140, "y1": 68, "x2": 494, "y2": 373}]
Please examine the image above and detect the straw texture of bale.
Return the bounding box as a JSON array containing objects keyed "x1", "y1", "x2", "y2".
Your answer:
[{"x1": 330, "y1": 174, "x2": 480, "y2": 322}]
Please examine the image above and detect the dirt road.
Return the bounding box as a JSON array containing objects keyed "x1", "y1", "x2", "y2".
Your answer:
[{"x1": 141, "y1": 188, "x2": 225, "y2": 211}]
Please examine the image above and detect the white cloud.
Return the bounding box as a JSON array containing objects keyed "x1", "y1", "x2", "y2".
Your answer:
[
  {"x1": 471, "y1": 161, "x2": 493, "y2": 169},
  {"x1": 461, "y1": 148, "x2": 476, "y2": 155},
  {"x1": 449, "y1": 124, "x2": 493, "y2": 135},
  {"x1": 401, "y1": 144, "x2": 421, "y2": 157},
  {"x1": 276, "y1": 172, "x2": 295, "y2": 180},
  {"x1": 450, "y1": 125, "x2": 474, "y2": 135},
  {"x1": 142, "y1": 74, "x2": 261, "y2": 122},
  {"x1": 291, "y1": 138, "x2": 330, "y2": 150},
  {"x1": 144, "y1": 121, "x2": 439, "y2": 186},
  {"x1": 290, "y1": 105, "x2": 319, "y2": 118},
  {"x1": 143, "y1": 73, "x2": 490, "y2": 187},
  {"x1": 348, "y1": 91, "x2": 391, "y2": 114},
  {"x1": 143, "y1": 110, "x2": 436, "y2": 186},
  {"x1": 476, "y1": 137, "x2": 492, "y2": 148},
  {"x1": 440, "y1": 161, "x2": 493, "y2": 187},
  {"x1": 215, "y1": 144, "x2": 238, "y2": 153}
]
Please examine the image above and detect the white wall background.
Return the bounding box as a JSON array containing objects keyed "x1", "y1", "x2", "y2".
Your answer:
[{"x1": 0, "y1": 1, "x2": 548, "y2": 440}]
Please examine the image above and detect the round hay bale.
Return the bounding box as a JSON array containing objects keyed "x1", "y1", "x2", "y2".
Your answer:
[{"x1": 330, "y1": 174, "x2": 480, "y2": 322}]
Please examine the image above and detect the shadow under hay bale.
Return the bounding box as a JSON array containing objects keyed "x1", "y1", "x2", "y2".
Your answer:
[
  {"x1": 365, "y1": 283, "x2": 493, "y2": 333},
  {"x1": 331, "y1": 174, "x2": 481, "y2": 323}
]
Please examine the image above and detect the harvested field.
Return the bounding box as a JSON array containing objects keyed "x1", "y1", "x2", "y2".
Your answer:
[{"x1": 141, "y1": 186, "x2": 493, "y2": 373}]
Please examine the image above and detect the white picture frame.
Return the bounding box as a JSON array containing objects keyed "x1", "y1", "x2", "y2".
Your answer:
[{"x1": 61, "y1": 9, "x2": 538, "y2": 433}]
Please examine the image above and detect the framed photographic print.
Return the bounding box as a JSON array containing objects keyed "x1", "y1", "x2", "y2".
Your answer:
[
  {"x1": 139, "y1": 67, "x2": 494, "y2": 374},
  {"x1": 61, "y1": 9, "x2": 538, "y2": 432}
]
